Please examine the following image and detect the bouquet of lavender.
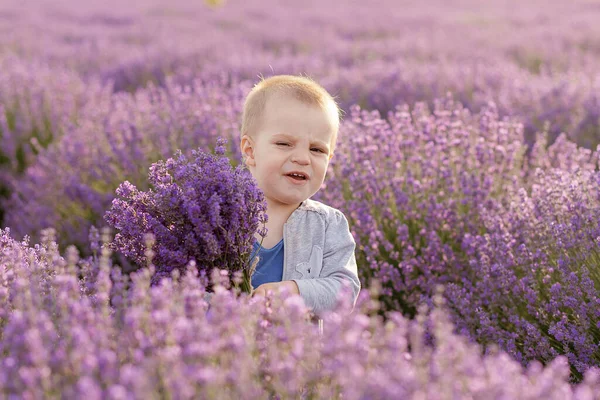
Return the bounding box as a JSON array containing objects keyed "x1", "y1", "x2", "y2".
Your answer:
[{"x1": 104, "y1": 138, "x2": 267, "y2": 292}]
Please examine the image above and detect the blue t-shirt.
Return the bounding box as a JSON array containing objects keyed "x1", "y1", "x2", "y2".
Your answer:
[{"x1": 250, "y1": 239, "x2": 284, "y2": 289}]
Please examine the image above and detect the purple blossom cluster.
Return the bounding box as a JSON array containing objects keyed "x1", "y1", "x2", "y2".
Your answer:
[
  {"x1": 104, "y1": 138, "x2": 267, "y2": 289},
  {"x1": 2, "y1": 229, "x2": 600, "y2": 398}
]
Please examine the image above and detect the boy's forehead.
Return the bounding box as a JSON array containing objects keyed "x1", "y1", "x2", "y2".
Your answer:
[{"x1": 263, "y1": 93, "x2": 337, "y2": 128}]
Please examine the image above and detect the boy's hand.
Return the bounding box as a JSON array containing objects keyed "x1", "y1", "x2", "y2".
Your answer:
[{"x1": 252, "y1": 280, "x2": 300, "y2": 298}]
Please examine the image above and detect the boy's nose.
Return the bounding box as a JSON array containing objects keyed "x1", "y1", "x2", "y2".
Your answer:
[{"x1": 291, "y1": 150, "x2": 310, "y2": 165}]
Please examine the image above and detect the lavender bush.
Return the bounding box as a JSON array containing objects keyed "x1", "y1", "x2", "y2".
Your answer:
[
  {"x1": 446, "y1": 162, "x2": 600, "y2": 379},
  {"x1": 3, "y1": 77, "x2": 248, "y2": 251},
  {"x1": 318, "y1": 98, "x2": 600, "y2": 379},
  {"x1": 1, "y1": 229, "x2": 600, "y2": 398},
  {"x1": 0, "y1": 56, "x2": 110, "y2": 224},
  {"x1": 318, "y1": 97, "x2": 527, "y2": 313},
  {"x1": 0, "y1": 56, "x2": 109, "y2": 174},
  {"x1": 104, "y1": 138, "x2": 267, "y2": 289}
]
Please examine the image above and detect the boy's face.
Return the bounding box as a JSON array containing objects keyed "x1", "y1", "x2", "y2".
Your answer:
[{"x1": 241, "y1": 94, "x2": 337, "y2": 208}]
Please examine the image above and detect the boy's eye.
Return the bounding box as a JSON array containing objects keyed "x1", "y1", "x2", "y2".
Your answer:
[
  {"x1": 276, "y1": 142, "x2": 290, "y2": 147},
  {"x1": 311, "y1": 148, "x2": 326, "y2": 153}
]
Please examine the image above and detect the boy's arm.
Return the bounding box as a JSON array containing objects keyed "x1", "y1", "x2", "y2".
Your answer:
[{"x1": 292, "y1": 210, "x2": 361, "y2": 316}]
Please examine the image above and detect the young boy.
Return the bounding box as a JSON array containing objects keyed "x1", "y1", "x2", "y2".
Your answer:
[{"x1": 240, "y1": 75, "x2": 361, "y2": 316}]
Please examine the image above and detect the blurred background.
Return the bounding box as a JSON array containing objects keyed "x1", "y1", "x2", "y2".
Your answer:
[
  {"x1": 2, "y1": 0, "x2": 599, "y2": 143},
  {"x1": 2, "y1": 0, "x2": 600, "y2": 384}
]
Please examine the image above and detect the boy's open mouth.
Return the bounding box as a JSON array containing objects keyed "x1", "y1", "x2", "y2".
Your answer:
[{"x1": 285, "y1": 172, "x2": 308, "y2": 181}]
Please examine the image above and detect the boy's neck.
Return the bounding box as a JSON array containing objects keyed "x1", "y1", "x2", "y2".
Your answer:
[{"x1": 266, "y1": 198, "x2": 302, "y2": 223}]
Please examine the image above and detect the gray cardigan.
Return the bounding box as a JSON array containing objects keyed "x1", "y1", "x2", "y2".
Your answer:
[{"x1": 205, "y1": 198, "x2": 361, "y2": 316}]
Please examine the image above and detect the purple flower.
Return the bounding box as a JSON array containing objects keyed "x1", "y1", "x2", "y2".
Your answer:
[{"x1": 104, "y1": 139, "x2": 267, "y2": 291}]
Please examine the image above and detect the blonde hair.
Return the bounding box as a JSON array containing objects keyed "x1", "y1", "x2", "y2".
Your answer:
[{"x1": 241, "y1": 75, "x2": 341, "y2": 149}]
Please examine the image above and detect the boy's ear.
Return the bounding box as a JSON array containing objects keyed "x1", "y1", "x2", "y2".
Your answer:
[{"x1": 240, "y1": 134, "x2": 256, "y2": 167}]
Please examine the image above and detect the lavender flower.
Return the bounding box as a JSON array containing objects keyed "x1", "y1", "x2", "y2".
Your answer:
[{"x1": 104, "y1": 139, "x2": 267, "y2": 291}]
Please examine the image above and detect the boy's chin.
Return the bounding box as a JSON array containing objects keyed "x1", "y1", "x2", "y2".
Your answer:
[{"x1": 266, "y1": 193, "x2": 313, "y2": 208}]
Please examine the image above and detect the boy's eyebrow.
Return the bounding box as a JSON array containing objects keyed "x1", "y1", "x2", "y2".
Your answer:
[
  {"x1": 272, "y1": 133, "x2": 294, "y2": 140},
  {"x1": 272, "y1": 133, "x2": 330, "y2": 148}
]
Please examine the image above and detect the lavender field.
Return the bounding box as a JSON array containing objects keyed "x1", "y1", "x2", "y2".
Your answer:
[{"x1": 1, "y1": 0, "x2": 600, "y2": 398}]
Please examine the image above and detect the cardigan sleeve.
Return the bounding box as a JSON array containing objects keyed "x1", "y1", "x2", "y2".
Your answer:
[{"x1": 292, "y1": 209, "x2": 361, "y2": 316}]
